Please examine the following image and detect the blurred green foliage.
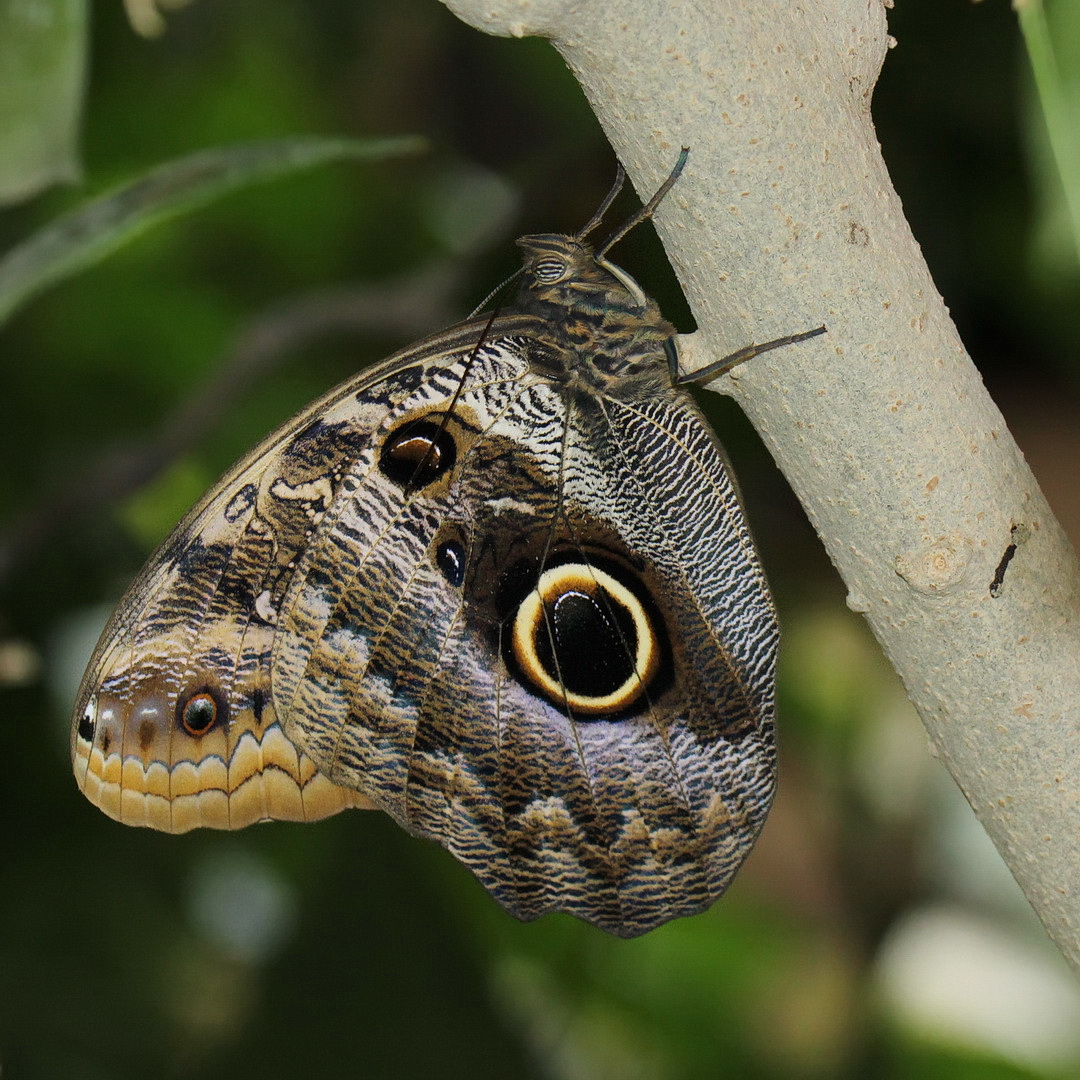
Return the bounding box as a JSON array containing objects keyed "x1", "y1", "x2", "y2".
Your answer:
[
  {"x1": 0, "y1": 0, "x2": 86, "y2": 201},
  {"x1": 1, "y1": 2, "x2": 1079, "y2": 1078}
]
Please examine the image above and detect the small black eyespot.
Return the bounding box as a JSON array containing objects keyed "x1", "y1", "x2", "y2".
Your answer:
[
  {"x1": 177, "y1": 688, "x2": 224, "y2": 737},
  {"x1": 379, "y1": 418, "x2": 457, "y2": 490},
  {"x1": 77, "y1": 704, "x2": 95, "y2": 742},
  {"x1": 251, "y1": 686, "x2": 266, "y2": 726},
  {"x1": 533, "y1": 256, "x2": 567, "y2": 283},
  {"x1": 436, "y1": 540, "x2": 467, "y2": 587}
]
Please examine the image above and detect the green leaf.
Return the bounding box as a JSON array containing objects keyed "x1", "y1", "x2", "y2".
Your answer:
[
  {"x1": 1018, "y1": 0, "x2": 1080, "y2": 268},
  {"x1": 0, "y1": 0, "x2": 88, "y2": 203},
  {"x1": 0, "y1": 134, "x2": 425, "y2": 326}
]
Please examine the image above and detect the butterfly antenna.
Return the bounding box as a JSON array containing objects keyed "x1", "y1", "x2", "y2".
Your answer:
[
  {"x1": 408, "y1": 257, "x2": 528, "y2": 493},
  {"x1": 468, "y1": 268, "x2": 523, "y2": 318},
  {"x1": 405, "y1": 302, "x2": 502, "y2": 495},
  {"x1": 596, "y1": 147, "x2": 689, "y2": 258},
  {"x1": 575, "y1": 164, "x2": 627, "y2": 241}
]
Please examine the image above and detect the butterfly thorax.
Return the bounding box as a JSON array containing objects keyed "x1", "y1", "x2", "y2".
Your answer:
[{"x1": 513, "y1": 234, "x2": 676, "y2": 397}]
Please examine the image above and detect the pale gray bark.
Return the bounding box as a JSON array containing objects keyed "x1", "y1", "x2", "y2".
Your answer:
[{"x1": 439, "y1": 0, "x2": 1080, "y2": 968}]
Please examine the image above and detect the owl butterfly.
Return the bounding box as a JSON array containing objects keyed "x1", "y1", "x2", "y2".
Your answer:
[{"x1": 72, "y1": 151, "x2": 825, "y2": 937}]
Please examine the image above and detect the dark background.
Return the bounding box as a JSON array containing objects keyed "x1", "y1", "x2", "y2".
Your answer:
[{"x1": 2, "y1": 2, "x2": 1078, "y2": 1077}]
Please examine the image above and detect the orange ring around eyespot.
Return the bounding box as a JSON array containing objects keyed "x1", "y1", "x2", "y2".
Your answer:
[{"x1": 180, "y1": 691, "x2": 219, "y2": 736}]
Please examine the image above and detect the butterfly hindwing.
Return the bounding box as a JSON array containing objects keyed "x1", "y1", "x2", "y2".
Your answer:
[{"x1": 71, "y1": 328, "x2": 496, "y2": 832}]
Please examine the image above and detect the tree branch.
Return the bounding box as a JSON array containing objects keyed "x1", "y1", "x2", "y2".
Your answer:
[{"x1": 439, "y1": 0, "x2": 1080, "y2": 967}]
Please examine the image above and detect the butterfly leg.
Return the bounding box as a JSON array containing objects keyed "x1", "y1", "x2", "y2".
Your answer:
[{"x1": 675, "y1": 324, "x2": 826, "y2": 386}]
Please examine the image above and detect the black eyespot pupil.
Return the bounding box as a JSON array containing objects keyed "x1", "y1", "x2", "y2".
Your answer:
[
  {"x1": 436, "y1": 540, "x2": 466, "y2": 587},
  {"x1": 379, "y1": 420, "x2": 457, "y2": 490},
  {"x1": 77, "y1": 707, "x2": 95, "y2": 741},
  {"x1": 536, "y1": 588, "x2": 639, "y2": 698},
  {"x1": 398, "y1": 435, "x2": 440, "y2": 468},
  {"x1": 182, "y1": 694, "x2": 217, "y2": 736}
]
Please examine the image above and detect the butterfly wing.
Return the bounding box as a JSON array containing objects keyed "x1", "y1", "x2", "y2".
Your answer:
[
  {"x1": 273, "y1": 329, "x2": 777, "y2": 937},
  {"x1": 73, "y1": 317, "x2": 776, "y2": 935},
  {"x1": 71, "y1": 322, "x2": 497, "y2": 833}
]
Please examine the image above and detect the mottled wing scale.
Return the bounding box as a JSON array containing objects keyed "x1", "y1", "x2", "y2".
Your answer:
[
  {"x1": 72, "y1": 327, "x2": 499, "y2": 832},
  {"x1": 585, "y1": 390, "x2": 777, "y2": 910},
  {"x1": 271, "y1": 332, "x2": 776, "y2": 936}
]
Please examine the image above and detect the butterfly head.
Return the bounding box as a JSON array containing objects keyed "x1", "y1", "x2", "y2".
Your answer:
[
  {"x1": 512, "y1": 151, "x2": 688, "y2": 344},
  {"x1": 515, "y1": 233, "x2": 650, "y2": 313}
]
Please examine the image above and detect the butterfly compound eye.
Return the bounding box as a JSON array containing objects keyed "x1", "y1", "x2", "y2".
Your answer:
[{"x1": 532, "y1": 256, "x2": 568, "y2": 283}]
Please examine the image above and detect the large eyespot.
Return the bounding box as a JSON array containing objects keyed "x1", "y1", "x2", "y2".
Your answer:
[
  {"x1": 379, "y1": 418, "x2": 457, "y2": 490},
  {"x1": 509, "y1": 561, "x2": 664, "y2": 716},
  {"x1": 177, "y1": 687, "x2": 226, "y2": 737},
  {"x1": 532, "y1": 256, "x2": 568, "y2": 283}
]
